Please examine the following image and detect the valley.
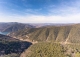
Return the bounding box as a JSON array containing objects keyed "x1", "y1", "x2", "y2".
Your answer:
[{"x1": 0, "y1": 22, "x2": 80, "y2": 57}]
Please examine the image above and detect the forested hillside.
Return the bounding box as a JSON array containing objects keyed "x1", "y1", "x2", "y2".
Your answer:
[
  {"x1": 10, "y1": 24, "x2": 80, "y2": 43},
  {"x1": 0, "y1": 34, "x2": 32, "y2": 57},
  {"x1": 20, "y1": 42, "x2": 65, "y2": 57}
]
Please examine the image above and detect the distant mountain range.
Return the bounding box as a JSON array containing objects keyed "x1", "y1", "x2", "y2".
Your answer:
[
  {"x1": 0, "y1": 22, "x2": 35, "y2": 33},
  {"x1": 0, "y1": 22, "x2": 74, "y2": 33},
  {"x1": 29, "y1": 23, "x2": 75, "y2": 28}
]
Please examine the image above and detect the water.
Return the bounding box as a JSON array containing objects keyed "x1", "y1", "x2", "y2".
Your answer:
[{"x1": 0, "y1": 32, "x2": 9, "y2": 35}]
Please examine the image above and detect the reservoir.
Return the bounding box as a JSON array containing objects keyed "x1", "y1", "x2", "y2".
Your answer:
[{"x1": 0, "y1": 32, "x2": 9, "y2": 35}]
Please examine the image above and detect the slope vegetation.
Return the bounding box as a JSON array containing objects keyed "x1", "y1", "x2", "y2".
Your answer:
[
  {"x1": 20, "y1": 42, "x2": 65, "y2": 57},
  {"x1": 10, "y1": 24, "x2": 80, "y2": 43},
  {"x1": 0, "y1": 34, "x2": 32, "y2": 57}
]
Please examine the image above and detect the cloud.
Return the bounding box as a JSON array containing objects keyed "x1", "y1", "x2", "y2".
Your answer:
[
  {"x1": 0, "y1": 13, "x2": 80, "y2": 23},
  {"x1": 47, "y1": 0, "x2": 80, "y2": 16},
  {"x1": 0, "y1": 0, "x2": 80, "y2": 23}
]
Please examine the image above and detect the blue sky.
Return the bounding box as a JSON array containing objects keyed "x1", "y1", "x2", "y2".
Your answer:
[{"x1": 0, "y1": 0, "x2": 80, "y2": 23}]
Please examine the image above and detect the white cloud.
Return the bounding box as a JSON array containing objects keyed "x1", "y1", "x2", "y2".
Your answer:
[
  {"x1": 0, "y1": 0, "x2": 80, "y2": 23},
  {"x1": 0, "y1": 13, "x2": 80, "y2": 23},
  {"x1": 48, "y1": 0, "x2": 80, "y2": 16}
]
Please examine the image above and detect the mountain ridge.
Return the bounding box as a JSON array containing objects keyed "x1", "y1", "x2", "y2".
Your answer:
[
  {"x1": 0, "y1": 22, "x2": 35, "y2": 33},
  {"x1": 9, "y1": 24, "x2": 80, "y2": 43}
]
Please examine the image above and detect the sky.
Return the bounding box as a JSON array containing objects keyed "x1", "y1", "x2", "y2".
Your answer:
[{"x1": 0, "y1": 0, "x2": 80, "y2": 23}]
